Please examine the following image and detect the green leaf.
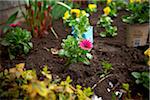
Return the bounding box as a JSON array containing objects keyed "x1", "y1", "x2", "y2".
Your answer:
[
  {"x1": 28, "y1": 42, "x2": 33, "y2": 48},
  {"x1": 58, "y1": 49, "x2": 65, "y2": 56},
  {"x1": 23, "y1": 44, "x2": 30, "y2": 54},
  {"x1": 100, "y1": 32, "x2": 106, "y2": 37},
  {"x1": 86, "y1": 53, "x2": 93, "y2": 59},
  {"x1": 66, "y1": 76, "x2": 72, "y2": 84},
  {"x1": 1, "y1": 39, "x2": 10, "y2": 46},
  {"x1": 52, "y1": 4, "x2": 68, "y2": 20},
  {"x1": 131, "y1": 72, "x2": 141, "y2": 79},
  {"x1": 83, "y1": 87, "x2": 93, "y2": 97},
  {"x1": 79, "y1": 58, "x2": 90, "y2": 65},
  {"x1": 2, "y1": 26, "x2": 12, "y2": 33},
  {"x1": 122, "y1": 83, "x2": 129, "y2": 91},
  {"x1": 6, "y1": 11, "x2": 19, "y2": 24}
]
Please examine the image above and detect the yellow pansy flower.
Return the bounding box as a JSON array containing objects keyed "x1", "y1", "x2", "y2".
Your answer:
[
  {"x1": 130, "y1": 0, "x2": 135, "y2": 3},
  {"x1": 136, "y1": 0, "x2": 141, "y2": 3},
  {"x1": 103, "y1": 6, "x2": 111, "y2": 16},
  {"x1": 71, "y1": 9, "x2": 80, "y2": 17},
  {"x1": 88, "y1": 4, "x2": 97, "y2": 11},
  {"x1": 107, "y1": 0, "x2": 112, "y2": 4},
  {"x1": 144, "y1": 48, "x2": 150, "y2": 57},
  {"x1": 63, "y1": 11, "x2": 70, "y2": 20},
  {"x1": 144, "y1": 48, "x2": 150, "y2": 66}
]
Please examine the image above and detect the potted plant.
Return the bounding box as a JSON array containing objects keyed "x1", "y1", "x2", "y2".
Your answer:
[{"x1": 122, "y1": 0, "x2": 149, "y2": 47}]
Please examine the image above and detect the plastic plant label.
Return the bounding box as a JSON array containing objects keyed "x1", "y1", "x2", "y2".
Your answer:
[{"x1": 71, "y1": 26, "x2": 93, "y2": 43}]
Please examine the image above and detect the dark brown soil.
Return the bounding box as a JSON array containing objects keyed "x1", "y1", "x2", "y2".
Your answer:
[{"x1": 0, "y1": 4, "x2": 149, "y2": 100}]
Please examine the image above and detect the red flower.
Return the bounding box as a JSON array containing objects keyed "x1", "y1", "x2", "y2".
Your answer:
[
  {"x1": 79, "y1": 39, "x2": 93, "y2": 50},
  {"x1": 37, "y1": 1, "x2": 42, "y2": 7},
  {"x1": 31, "y1": 9, "x2": 34, "y2": 15},
  {"x1": 48, "y1": 6, "x2": 51, "y2": 12},
  {"x1": 9, "y1": 22, "x2": 21, "y2": 27}
]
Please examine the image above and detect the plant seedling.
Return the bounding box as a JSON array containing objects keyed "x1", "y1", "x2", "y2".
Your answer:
[
  {"x1": 122, "y1": 83, "x2": 131, "y2": 99},
  {"x1": 98, "y1": 60, "x2": 112, "y2": 78},
  {"x1": 131, "y1": 71, "x2": 149, "y2": 90},
  {"x1": 97, "y1": 15, "x2": 117, "y2": 37}
]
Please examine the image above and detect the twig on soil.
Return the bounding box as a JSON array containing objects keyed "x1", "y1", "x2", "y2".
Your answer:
[
  {"x1": 50, "y1": 27, "x2": 58, "y2": 39},
  {"x1": 92, "y1": 74, "x2": 113, "y2": 89}
]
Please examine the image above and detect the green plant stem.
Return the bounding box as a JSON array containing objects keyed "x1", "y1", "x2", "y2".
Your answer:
[{"x1": 57, "y1": 2, "x2": 71, "y2": 10}]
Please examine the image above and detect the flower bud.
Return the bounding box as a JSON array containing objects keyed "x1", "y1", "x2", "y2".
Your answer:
[
  {"x1": 37, "y1": 1, "x2": 42, "y2": 7},
  {"x1": 48, "y1": 6, "x2": 51, "y2": 12}
]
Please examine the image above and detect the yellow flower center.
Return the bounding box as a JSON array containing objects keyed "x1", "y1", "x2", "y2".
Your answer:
[
  {"x1": 103, "y1": 6, "x2": 111, "y2": 16},
  {"x1": 70, "y1": 9, "x2": 80, "y2": 17}
]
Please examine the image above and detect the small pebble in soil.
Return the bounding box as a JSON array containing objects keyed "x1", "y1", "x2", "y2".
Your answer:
[
  {"x1": 108, "y1": 81, "x2": 114, "y2": 88},
  {"x1": 107, "y1": 88, "x2": 111, "y2": 92},
  {"x1": 91, "y1": 94, "x2": 103, "y2": 100}
]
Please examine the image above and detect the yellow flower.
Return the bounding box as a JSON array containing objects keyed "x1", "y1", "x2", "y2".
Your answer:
[
  {"x1": 144, "y1": 48, "x2": 150, "y2": 67},
  {"x1": 103, "y1": 6, "x2": 111, "y2": 16},
  {"x1": 144, "y1": 48, "x2": 150, "y2": 57},
  {"x1": 130, "y1": 0, "x2": 135, "y2": 3},
  {"x1": 71, "y1": 9, "x2": 80, "y2": 17},
  {"x1": 136, "y1": 0, "x2": 141, "y2": 3},
  {"x1": 107, "y1": 0, "x2": 112, "y2": 4},
  {"x1": 63, "y1": 11, "x2": 70, "y2": 20},
  {"x1": 88, "y1": 4, "x2": 97, "y2": 11}
]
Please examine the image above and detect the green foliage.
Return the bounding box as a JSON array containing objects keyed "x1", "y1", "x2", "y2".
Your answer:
[
  {"x1": 115, "y1": 0, "x2": 127, "y2": 10},
  {"x1": 52, "y1": 1, "x2": 73, "y2": 20},
  {"x1": 1, "y1": 11, "x2": 19, "y2": 33},
  {"x1": 22, "y1": 0, "x2": 52, "y2": 37},
  {"x1": 97, "y1": 15, "x2": 117, "y2": 37},
  {"x1": 122, "y1": 83, "x2": 131, "y2": 99},
  {"x1": 101, "y1": 60, "x2": 112, "y2": 74},
  {"x1": 63, "y1": 9, "x2": 90, "y2": 38},
  {"x1": 59, "y1": 35, "x2": 92, "y2": 66},
  {"x1": 122, "y1": 1, "x2": 149, "y2": 24},
  {"x1": 122, "y1": 83, "x2": 130, "y2": 91},
  {"x1": 0, "y1": 63, "x2": 93, "y2": 99},
  {"x1": 6, "y1": 11, "x2": 19, "y2": 24},
  {"x1": 107, "y1": 1, "x2": 117, "y2": 17},
  {"x1": 97, "y1": 15, "x2": 112, "y2": 27},
  {"x1": 98, "y1": 60, "x2": 112, "y2": 78},
  {"x1": 1, "y1": 27, "x2": 32, "y2": 60},
  {"x1": 131, "y1": 71, "x2": 150, "y2": 90}
]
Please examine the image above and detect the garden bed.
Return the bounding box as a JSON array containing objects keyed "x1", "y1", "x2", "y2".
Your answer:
[{"x1": 0, "y1": 3, "x2": 149, "y2": 100}]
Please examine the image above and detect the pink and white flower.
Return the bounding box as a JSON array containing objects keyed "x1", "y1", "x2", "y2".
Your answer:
[
  {"x1": 9, "y1": 22, "x2": 21, "y2": 27},
  {"x1": 79, "y1": 39, "x2": 93, "y2": 50}
]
